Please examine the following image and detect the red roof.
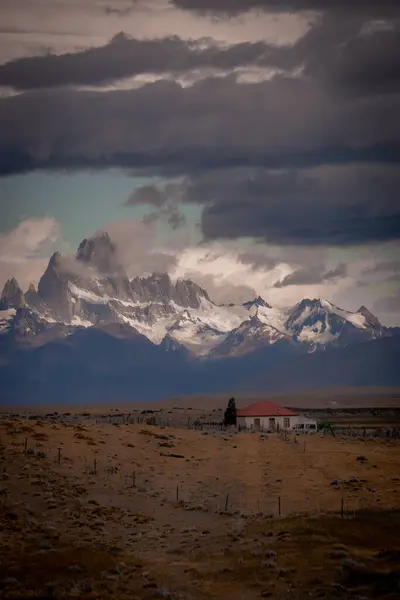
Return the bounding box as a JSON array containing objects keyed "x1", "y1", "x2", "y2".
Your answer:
[{"x1": 236, "y1": 401, "x2": 299, "y2": 417}]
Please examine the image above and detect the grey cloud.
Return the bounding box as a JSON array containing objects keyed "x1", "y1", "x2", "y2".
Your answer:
[
  {"x1": 99, "y1": 218, "x2": 179, "y2": 277},
  {"x1": 237, "y1": 251, "x2": 279, "y2": 271},
  {"x1": 360, "y1": 258, "x2": 400, "y2": 284},
  {"x1": 373, "y1": 290, "x2": 400, "y2": 314},
  {"x1": 1, "y1": 74, "x2": 399, "y2": 244},
  {"x1": 171, "y1": 0, "x2": 400, "y2": 15},
  {"x1": 387, "y1": 272, "x2": 400, "y2": 283},
  {"x1": 302, "y1": 18, "x2": 400, "y2": 96},
  {"x1": 126, "y1": 184, "x2": 165, "y2": 207},
  {"x1": 1, "y1": 76, "x2": 399, "y2": 179},
  {"x1": 142, "y1": 204, "x2": 186, "y2": 229},
  {"x1": 363, "y1": 260, "x2": 400, "y2": 275},
  {"x1": 184, "y1": 165, "x2": 400, "y2": 245},
  {"x1": 129, "y1": 165, "x2": 400, "y2": 246},
  {"x1": 126, "y1": 182, "x2": 186, "y2": 229},
  {"x1": 103, "y1": 2, "x2": 138, "y2": 17},
  {"x1": 126, "y1": 182, "x2": 186, "y2": 207},
  {"x1": 0, "y1": 32, "x2": 284, "y2": 91},
  {"x1": 274, "y1": 263, "x2": 347, "y2": 287},
  {"x1": 166, "y1": 207, "x2": 186, "y2": 229},
  {"x1": 1, "y1": 13, "x2": 399, "y2": 100}
]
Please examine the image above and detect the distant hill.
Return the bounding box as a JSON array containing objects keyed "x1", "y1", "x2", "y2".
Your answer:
[{"x1": 246, "y1": 335, "x2": 400, "y2": 393}]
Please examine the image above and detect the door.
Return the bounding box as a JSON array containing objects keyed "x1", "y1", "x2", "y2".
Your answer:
[
  {"x1": 269, "y1": 417, "x2": 275, "y2": 431},
  {"x1": 283, "y1": 417, "x2": 290, "y2": 429},
  {"x1": 254, "y1": 418, "x2": 261, "y2": 431}
]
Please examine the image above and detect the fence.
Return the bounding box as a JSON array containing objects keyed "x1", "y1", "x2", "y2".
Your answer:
[
  {"x1": 1, "y1": 431, "x2": 392, "y2": 523},
  {"x1": 3, "y1": 411, "x2": 399, "y2": 439}
]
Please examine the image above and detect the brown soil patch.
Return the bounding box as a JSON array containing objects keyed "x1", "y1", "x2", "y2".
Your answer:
[{"x1": 1, "y1": 416, "x2": 399, "y2": 599}]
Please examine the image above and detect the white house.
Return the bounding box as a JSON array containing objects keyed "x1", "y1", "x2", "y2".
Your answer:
[{"x1": 236, "y1": 401, "x2": 317, "y2": 432}]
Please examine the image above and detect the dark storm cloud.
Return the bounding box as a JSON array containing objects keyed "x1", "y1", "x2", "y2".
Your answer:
[
  {"x1": 1, "y1": 56, "x2": 400, "y2": 245},
  {"x1": 126, "y1": 182, "x2": 186, "y2": 207},
  {"x1": 274, "y1": 263, "x2": 347, "y2": 287},
  {"x1": 186, "y1": 166, "x2": 400, "y2": 245},
  {"x1": 300, "y1": 18, "x2": 400, "y2": 95},
  {"x1": 103, "y1": 5, "x2": 137, "y2": 17},
  {"x1": 0, "y1": 32, "x2": 283, "y2": 90},
  {"x1": 142, "y1": 205, "x2": 186, "y2": 229},
  {"x1": 127, "y1": 183, "x2": 186, "y2": 229},
  {"x1": 129, "y1": 165, "x2": 400, "y2": 245},
  {"x1": 1, "y1": 75, "x2": 399, "y2": 177},
  {"x1": 0, "y1": 10, "x2": 399, "y2": 101},
  {"x1": 237, "y1": 251, "x2": 279, "y2": 271},
  {"x1": 171, "y1": 0, "x2": 400, "y2": 15},
  {"x1": 126, "y1": 184, "x2": 165, "y2": 207}
]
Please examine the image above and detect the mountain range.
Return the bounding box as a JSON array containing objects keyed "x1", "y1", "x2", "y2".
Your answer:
[{"x1": 1, "y1": 230, "x2": 399, "y2": 404}]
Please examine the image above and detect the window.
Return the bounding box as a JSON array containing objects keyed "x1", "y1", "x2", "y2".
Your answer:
[{"x1": 283, "y1": 417, "x2": 290, "y2": 429}]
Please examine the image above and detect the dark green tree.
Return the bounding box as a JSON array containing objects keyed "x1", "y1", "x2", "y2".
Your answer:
[{"x1": 224, "y1": 397, "x2": 237, "y2": 426}]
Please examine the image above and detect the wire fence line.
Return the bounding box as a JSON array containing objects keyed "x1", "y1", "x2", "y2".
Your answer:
[
  {"x1": 2, "y1": 411, "x2": 399, "y2": 440},
  {"x1": 10, "y1": 433, "x2": 395, "y2": 523}
]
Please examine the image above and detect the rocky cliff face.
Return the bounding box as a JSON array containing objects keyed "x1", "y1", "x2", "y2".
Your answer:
[
  {"x1": 130, "y1": 273, "x2": 210, "y2": 308},
  {"x1": 0, "y1": 278, "x2": 25, "y2": 309},
  {"x1": 357, "y1": 305, "x2": 383, "y2": 330},
  {"x1": 30, "y1": 231, "x2": 213, "y2": 338},
  {"x1": 76, "y1": 231, "x2": 133, "y2": 300},
  {"x1": 38, "y1": 251, "x2": 73, "y2": 319}
]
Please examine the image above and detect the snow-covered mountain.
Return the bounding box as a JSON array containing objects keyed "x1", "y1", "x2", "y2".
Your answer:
[
  {"x1": 0, "y1": 230, "x2": 396, "y2": 358},
  {"x1": 210, "y1": 315, "x2": 289, "y2": 357}
]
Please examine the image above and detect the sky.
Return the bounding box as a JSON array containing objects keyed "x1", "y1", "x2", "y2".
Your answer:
[{"x1": 0, "y1": 0, "x2": 399, "y2": 324}]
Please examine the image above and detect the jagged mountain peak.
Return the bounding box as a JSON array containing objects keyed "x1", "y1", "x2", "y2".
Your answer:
[
  {"x1": 1, "y1": 277, "x2": 25, "y2": 309},
  {"x1": 295, "y1": 297, "x2": 326, "y2": 308},
  {"x1": 130, "y1": 272, "x2": 210, "y2": 309},
  {"x1": 2, "y1": 277, "x2": 21, "y2": 292},
  {"x1": 357, "y1": 305, "x2": 381, "y2": 328},
  {"x1": 159, "y1": 333, "x2": 191, "y2": 356},
  {"x1": 48, "y1": 251, "x2": 62, "y2": 267},
  {"x1": 175, "y1": 277, "x2": 211, "y2": 305},
  {"x1": 210, "y1": 314, "x2": 287, "y2": 357},
  {"x1": 242, "y1": 295, "x2": 271, "y2": 309},
  {"x1": 138, "y1": 272, "x2": 172, "y2": 284},
  {"x1": 76, "y1": 230, "x2": 120, "y2": 273}
]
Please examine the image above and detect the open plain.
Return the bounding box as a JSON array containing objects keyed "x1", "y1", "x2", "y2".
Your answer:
[{"x1": 1, "y1": 413, "x2": 400, "y2": 600}]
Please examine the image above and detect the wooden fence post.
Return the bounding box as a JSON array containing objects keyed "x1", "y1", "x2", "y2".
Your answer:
[
  {"x1": 278, "y1": 496, "x2": 281, "y2": 516},
  {"x1": 225, "y1": 493, "x2": 229, "y2": 512},
  {"x1": 176, "y1": 485, "x2": 179, "y2": 503},
  {"x1": 341, "y1": 497, "x2": 344, "y2": 518},
  {"x1": 58, "y1": 447, "x2": 61, "y2": 463}
]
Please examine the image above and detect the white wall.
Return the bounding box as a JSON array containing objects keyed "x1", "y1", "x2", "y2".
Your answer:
[
  {"x1": 237, "y1": 415, "x2": 300, "y2": 430},
  {"x1": 237, "y1": 414, "x2": 317, "y2": 431}
]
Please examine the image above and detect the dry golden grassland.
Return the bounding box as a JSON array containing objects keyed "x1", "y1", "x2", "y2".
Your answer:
[{"x1": 1, "y1": 417, "x2": 399, "y2": 599}]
